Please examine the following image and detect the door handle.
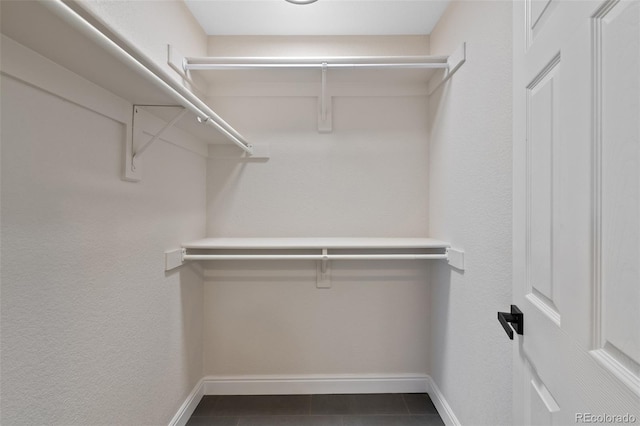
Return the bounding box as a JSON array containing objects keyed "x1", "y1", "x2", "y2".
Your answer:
[{"x1": 498, "y1": 305, "x2": 524, "y2": 340}]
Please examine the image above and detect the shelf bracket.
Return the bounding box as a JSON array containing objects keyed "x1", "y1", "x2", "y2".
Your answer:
[
  {"x1": 428, "y1": 42, "x2": 467, "y2": 96},
  {"x1": 446, "y1": 247, "x2": 465, "y2": 270},
  {"x1": 125, "y1": 105, "x2": 186, "y2": 181},
  {"x1": 318, "y1": 62, "x2": 332, "y2": 133},
  {"x1": 316, "y1": 248, "x2": 331, "y2": 288},
  {"x1": 165, "y1": 248, "x2": 187, "y2": 271},
  {"x1": 133, "y1": 105, "x2": 186, "y2": 167}
]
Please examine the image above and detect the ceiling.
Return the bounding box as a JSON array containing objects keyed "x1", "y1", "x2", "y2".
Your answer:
[{"x1": 183, "y1": 0, "x2": 450, "y2": 36}]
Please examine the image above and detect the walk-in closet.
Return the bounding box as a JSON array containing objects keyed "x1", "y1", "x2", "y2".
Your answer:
[{"x1": 1, "y1": 1, "x2": 639, "y2": 425}]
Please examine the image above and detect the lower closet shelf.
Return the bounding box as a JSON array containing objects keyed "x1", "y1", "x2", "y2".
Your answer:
[{"x1": 164, "y1": 237, "x2": 464, "y2": 274}]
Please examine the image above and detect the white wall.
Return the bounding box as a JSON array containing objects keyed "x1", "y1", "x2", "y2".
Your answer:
[
  {"x1": 79, "y1": 0, "x2": 208, "y2": 89},
  {"x1": 202, "y1": 36, "x2": 433, "y2": 377},
  {"x1": 427, "y1": 1, "x2": 513, "y2": 425},
  {"x1": 203, "y1": 260, "x2": 431, "y2": 376},
  {"x1": 206, "y1": 96, "x2": 430, "y2": 238},
  {"x1": 0, "y1": 34, "x2": 206, "y2": 426},
  {"x1": 208, "y1": 35, "x2": 430, "y2": 57}
]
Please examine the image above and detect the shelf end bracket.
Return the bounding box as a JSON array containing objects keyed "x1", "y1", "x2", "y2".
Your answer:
[
  {"x1": 446, "y1": 247, "x2": 465, "y2": 271},
  {"x1": 125, "y1": 105, "x2": 186, "y2": 181},
  {"x1": 428, "y1": 42, "x2": 466, "y2": 96},
  {"x1": 316, "y1": 248, "x2": 331, "y2": 288},
  {"x1": 165, "y1": 248, "x2": 187, "y2": 271},
  {"x1": 318, "y1": 63, "x2": 332, "y2": 133}
]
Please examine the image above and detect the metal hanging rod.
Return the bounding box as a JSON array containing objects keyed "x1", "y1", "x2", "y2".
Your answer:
[
  {"x1": 173, "y1": 248, "x2": 455, "y2": 288},
  {"x1": 39, "y1": 0, "x2": 253, "y2": 155},
  {"x1": 183, "y1": 55, "x2": 450, "y2": 71},
  {"x1": 182, "y1": 253, "x2": 449, "y2": 261}
]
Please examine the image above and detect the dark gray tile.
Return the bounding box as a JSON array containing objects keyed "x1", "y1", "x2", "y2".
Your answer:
[
  {"x1": 192, "y1": 396, "x2": 221, "y2": 417},
  {"x1": 213, "y1": 395, "x2": 311, "y2": 416},
  {"x1": 311, "y1": 394, "x2": 408, "y2": 415},
  {"x1": 238, "y1": 415, "x2": 343, "y2": 426},
  {"x1": 186, "y1": 416, "x2": 238, "y2": 426},
  {"x1": 348, "y1": 394, "x2": 408, "y2": 415},
  {"x1": 343, "y1": 415, "x2": 444, "y2": 426},
  {"x1": 402, "y1": 394, "x2": 438, "y2": 415},
  {"x1": 310, "y1": 395, "x2": 351, "y2": 414}
]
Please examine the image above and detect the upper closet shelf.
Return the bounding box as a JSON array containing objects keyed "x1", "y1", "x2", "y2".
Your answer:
[
  {"x1": 171, "y1": 43, "x2": 466, "y2": 132},
  {"x1": 0, "y1": 0, "x2": 253, "y2": 173},
  {"x1": 165, "y1": 238, "x2": 465, "y2": 285},
  {"x1": 176, "y1": 43, "x2": 465, "y2": 90},
  {"x1": 183, "y1": 55, "x2": 451, "y2": 70},
  {"x1": 182, "y1": 237, "x2": 450, "y2": 250}
]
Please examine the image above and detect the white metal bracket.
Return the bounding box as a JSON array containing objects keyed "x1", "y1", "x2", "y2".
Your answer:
[
  {"x1": 316, "y1": 248, "x2": 332, "y2": 288},
  {"x1": 165, "y1": 248, "x2": 186, "y2": 271},
  {"x1": 167, "y1": 44, "x2": 207, "y2": 96},
  {"x1": 446, "y1": 247, "x2": 465, "y2": 271},
  {"x1": 208, "y1": 143, "x2": 271, "y2": 160},
  {"x1": 428, "y1": 42, "x2": 467, "y2": 96},
  {"x1": 125, "y1": 105, "x2": 186, "y2": 181},
  {"x1": 318, "y1": 62, "x2": 332, "y2": 133},
  {"x1": 167, "y1": 44, "x2": 196, "y2": 88}
]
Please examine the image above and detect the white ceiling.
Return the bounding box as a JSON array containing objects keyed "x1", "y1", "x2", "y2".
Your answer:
[{"x1": 184, "y1": 0, "x2": 450, "y2": 36}]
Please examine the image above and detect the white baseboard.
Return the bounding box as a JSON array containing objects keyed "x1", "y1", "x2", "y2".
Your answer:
[
  {"x1": 168, "y1": 378, "x2": 205, "y2": 426},
  {"x1": 169, "y1": 374, "x2": 460, "y2": 426},
  {"x1": 203, "y1": 374, "x2": 429, "y2": 395},
  {"x1": 426, "y1": 376, "x2": 461, "y2": 426}
]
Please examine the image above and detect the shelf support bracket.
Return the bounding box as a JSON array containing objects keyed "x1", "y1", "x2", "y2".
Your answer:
[
  {"x1": 165, "y1": 248, "x2": 187, "y2": 271},
  {"x1": 318, "y1": 62, "x2": 332, "y2": 133},
  {"x1": 316, "y1": 248, "x2": 331, "y2": 288},
  {"x1": 428, "y1": 42, "x2": 467, "y2": 96},
  {"x1": 131, "y1": 105, "x2": 187, "y2": 172},
  {"x1": 446, "y1": 247, "x2": 465, "y2": 270},
  {"x1": 125, "y1": 105, "x2": 186, "y2": 181}
]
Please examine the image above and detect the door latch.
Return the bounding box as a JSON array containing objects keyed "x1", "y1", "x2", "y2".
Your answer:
[{"x1": 497, "y1": 305, "x2": 524, "y2": 340}]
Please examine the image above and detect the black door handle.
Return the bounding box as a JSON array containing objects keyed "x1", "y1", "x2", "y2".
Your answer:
[{"x1": 498, "y1": 305, "x2": 524, "y2": 340}]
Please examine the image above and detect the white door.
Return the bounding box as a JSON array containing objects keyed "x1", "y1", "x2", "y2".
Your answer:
[{"x1": 512, "y1": 0, "x2": 640, "y2": 424}]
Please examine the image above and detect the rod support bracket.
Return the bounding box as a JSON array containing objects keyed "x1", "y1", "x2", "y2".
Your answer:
[
  {"x1": 318, "y1": 63, "x2": 332, "y2": 133},
  {"x1": 317, "y1": 248, "x2": 331, "y2": 288},
  {"x1": 428, "y1": 42, "x2": 467, "y2": 96},
  {"x1": 446, "y1": 247, "x2": 465, "y2": 270},
  {"x1": 165, "y1": 248, "x2": 187, "y2": 271}
]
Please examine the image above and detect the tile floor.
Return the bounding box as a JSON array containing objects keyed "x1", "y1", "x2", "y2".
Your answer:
[{"x1": 186, "y1": 393, "x2": 445, "y2": 426}]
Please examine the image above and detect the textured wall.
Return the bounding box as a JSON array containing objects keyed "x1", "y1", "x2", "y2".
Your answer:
[
  {"x1": 206, "y1": 96, "x2": 430, "y2": 238},
  {"x1": 203, "y1": 94, "x2": 432, "y2": 376},
  {"x1": 79, "y1": 0, "x2": 207, "y2": 88},
  {"x1": 427, "y1": 2, "x2": 513, "y2": 425},
  {"x1": 202, "y1": 36, "x2": 433, "y2": 376},
  {"x1": 203, "y1": 260, "x2": 431, "y2": 376},
  {"x1": 0, "y1": 47, "x2": 206, "y2": 426},
  {"x1": 208, "y1": 35, "x2": 430, "y2": 57}
]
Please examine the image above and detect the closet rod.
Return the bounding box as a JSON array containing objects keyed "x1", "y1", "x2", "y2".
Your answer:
[
  {"x1": 39, "y1": 0, "x2": 253, "y2": 155},
  {"x1": 182, "y1": 254, "x2": 449, "y2": 261},
  {"x1": 184, "y1": 56, "x2": 450, "y2": 71}
]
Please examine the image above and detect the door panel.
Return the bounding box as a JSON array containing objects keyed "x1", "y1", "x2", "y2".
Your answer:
[
  {"x1": 526, "y1": 54, "x2": 561, "y2": 325},
  {"x1": 528, "y1": 0, "x2": 559, "y2": 45},
  {"x1": 513, "y1": 0, "x2": 640, "y2": 423},
  {"x1": 594, "y1": 0, "x2": 640, "y2": 392},
  {"x1": 525, "y1": 360, "x2": 560, "y2": 426}
]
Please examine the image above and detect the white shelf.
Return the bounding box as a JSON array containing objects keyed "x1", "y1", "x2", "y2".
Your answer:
[
  {"x1": 166, "y1": 237, "x2": 464, "y2": 279},
  {"x1": 0, "y1": 0, "x2": 246, "y2": 147},
  {"x1": 182, "y1": 237, "x2": 450, "y2": 250}
]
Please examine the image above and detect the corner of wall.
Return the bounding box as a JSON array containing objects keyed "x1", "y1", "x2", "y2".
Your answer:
[{"x1": 426, "y1": 1, "x2": 513, "y2": 425}]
